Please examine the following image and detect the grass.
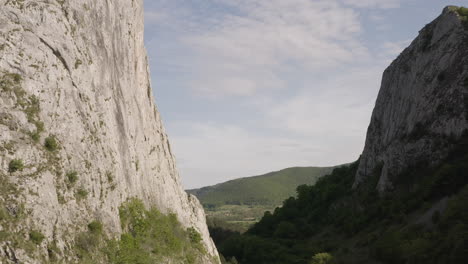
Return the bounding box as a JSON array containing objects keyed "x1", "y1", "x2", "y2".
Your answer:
[{"x1": 8, "y1": 159, "x2": 24, "y2": 173}]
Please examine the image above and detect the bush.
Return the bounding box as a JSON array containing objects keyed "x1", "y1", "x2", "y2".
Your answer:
[
  {"x1": 76, "y1": 188, "x2": 88, "y2": 200},
  {"x1": 66, "y1": 171, "x2": 79, "y2": 185},
  {"x1": 44, "y1": 135, "x2": 58, "y2": 151},
  {"x1": 106, "y1": 199, "x2": 206, "y2": 263},
  {"x1": 88, "y1": 220, "x2": 103, "y2": 234},
  {"x1": 8, "y1": 159, "x2": 24, "y2": 173},
  {"x1": 188, "y1": 227, "x2": 202, "y2": 244},
  {"x1": 29, "y1": 230, "x2": 45, "y2": 244}
]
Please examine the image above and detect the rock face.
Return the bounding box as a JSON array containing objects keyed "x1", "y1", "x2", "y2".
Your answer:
[
  {"x1": 354, "y1": 7, "x2": 468, "y2": 192},
  {"x1": 0, "y1": 0, "x2": 218, "y2": 263}
]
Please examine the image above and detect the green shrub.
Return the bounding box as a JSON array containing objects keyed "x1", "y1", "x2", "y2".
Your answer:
[
  {"x1": 29, "y1": 230, "x2": 45, "y2": 244},
  {"x1": 31, "y1": 131, "x2": 40, "y2": 142},
  {"x1": 88, "y1": 221, "x2": 103, "y2": 234},
  {"x1": 66, "y1": 171, "x2": 79, "y2": 185},
  {"x1": 188, "y1": 227, "x2": 202, "y2": 244},
  {"x1": 44, "y1": 135, "x2": 59, "y2": 151},
  {"x1": 106, "y1": 199, "x2": 206, "y2": 263},
  {"x1": 8, "y1": 159, "x2": 24, "y2": 173},
  {"x1": 76, "y1": 188, "x2": 88, "y2": 200}
]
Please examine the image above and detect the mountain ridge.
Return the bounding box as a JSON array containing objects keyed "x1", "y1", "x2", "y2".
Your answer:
[{"x1": 188, "y1": 166, "x2": 336, "y2": 207}]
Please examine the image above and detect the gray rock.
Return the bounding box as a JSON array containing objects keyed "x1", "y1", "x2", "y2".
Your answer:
[
  {"x1": 0, "y1": 0, "x2": 219, "y2": 262},
  {"x1": 354, "y1": 7, "x2": 468, "y2": 192}
]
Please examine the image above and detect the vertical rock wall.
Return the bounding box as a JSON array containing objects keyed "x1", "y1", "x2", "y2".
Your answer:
[
  {"x1": 0, "y1": 0, "x2": 218, "y2": 262},
  {"x1": 355, "y1": 7, "x2": 468, "y2": 191}
]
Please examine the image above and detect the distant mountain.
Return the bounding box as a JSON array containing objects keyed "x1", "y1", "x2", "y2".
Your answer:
[{"x1": 188, "y1": 166, "x2": 336, "y2": 208}]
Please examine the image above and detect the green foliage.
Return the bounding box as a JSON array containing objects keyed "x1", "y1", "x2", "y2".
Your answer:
[
  {"x1": 193, "y1": 167, "x2": 336, "y2": 232},
  {"x1": 188, "y1": 227, "x2": 202, "y2": 244},
  {"x1": 75, "y1": 223, "x2": 104, "y2": 261},
  {"x1": 76, "y1": 188, "x2": 88, "y2": 200},
  {"x1": 310, "y1": 253, "x2": 333, "y2": 264},
  {"x1": 88, "y1": 221, "x2": 103, "y2": 235},
  {"x1": 29, "y1": 230, "x2": 45, "y2": 245},
  {"x1": 66, "y1": 171, "x2": 79, "y2": 185},
  {"x1": 454, "y1": 6, "x2": 468, "y2": 28},
  {"x1": 44, "y1": 135, "x2": 59, "y2": 151},
  {"x1": 189, "y1": 167, "x2": 335, "y2": 208},
  {"x1": 456, "y1": 6, "x2": 468, "y2": 17},
  {"x1": 105, "y1": 199, "x2": 207, "y2": 263},
  {"x1": 8, "y1": 159, "x2": 24, "y2": 173}
]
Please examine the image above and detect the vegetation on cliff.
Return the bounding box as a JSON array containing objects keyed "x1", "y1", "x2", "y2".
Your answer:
[{"x1": 74, "y1": 198, "x2": 208, "y2": 264}]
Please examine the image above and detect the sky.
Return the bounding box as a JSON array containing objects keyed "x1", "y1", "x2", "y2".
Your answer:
[{"x1": 143, "y1": 0, "x2": 467, "y2": 189}]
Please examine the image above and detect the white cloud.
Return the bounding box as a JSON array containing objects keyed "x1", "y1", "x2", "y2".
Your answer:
[
  {"x1": 341, "y1": 0, "x2": 402, "y2": 9},
  {"x1": 148, "y1": 0, "x2": 369, "y2": 97}
]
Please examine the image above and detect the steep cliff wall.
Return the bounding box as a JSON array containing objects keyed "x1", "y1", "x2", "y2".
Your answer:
[
  {"x1": 0, "y1": 0, "x2": 218, "y2": 263},
  {"x1": 355, "y1": 6, "x2": 468, "y2": 191}
]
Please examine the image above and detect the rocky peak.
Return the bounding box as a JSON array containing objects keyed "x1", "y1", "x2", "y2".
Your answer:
[{"x1": 354, "y1": 6, "x2": 468, "y2": 192}]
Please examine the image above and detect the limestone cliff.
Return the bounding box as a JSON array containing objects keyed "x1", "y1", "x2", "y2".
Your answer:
[
  {"x1": 0, "y1": 0, "x2": 218, "y2": 263},
  {"x1": 354, "y1": 6, "x2": 468, "y2": 191}
]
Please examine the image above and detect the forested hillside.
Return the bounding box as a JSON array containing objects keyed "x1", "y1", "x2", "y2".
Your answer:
[
  {"x1": 189, "y1": 167, "x2": 334, "y2": 207},
  {"x1": 189, "y1": 167, "x2": 335, "y2": 231}
]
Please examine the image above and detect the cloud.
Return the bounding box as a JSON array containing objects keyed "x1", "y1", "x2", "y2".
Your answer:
[
  {"x1": 341, "y1": 0, "x2": 402, "y2": 9},
  {"x1": 147, "y1": 0, "x2": 370, "y2": 97}
]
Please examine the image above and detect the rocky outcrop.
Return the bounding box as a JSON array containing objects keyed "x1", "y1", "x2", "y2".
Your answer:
[
  {"x1": 0, "y1": 0, "x2": 218, "y2": 263},
  {"x1": 354, "y1": 6, "x2": 468, "y2": 192}
]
